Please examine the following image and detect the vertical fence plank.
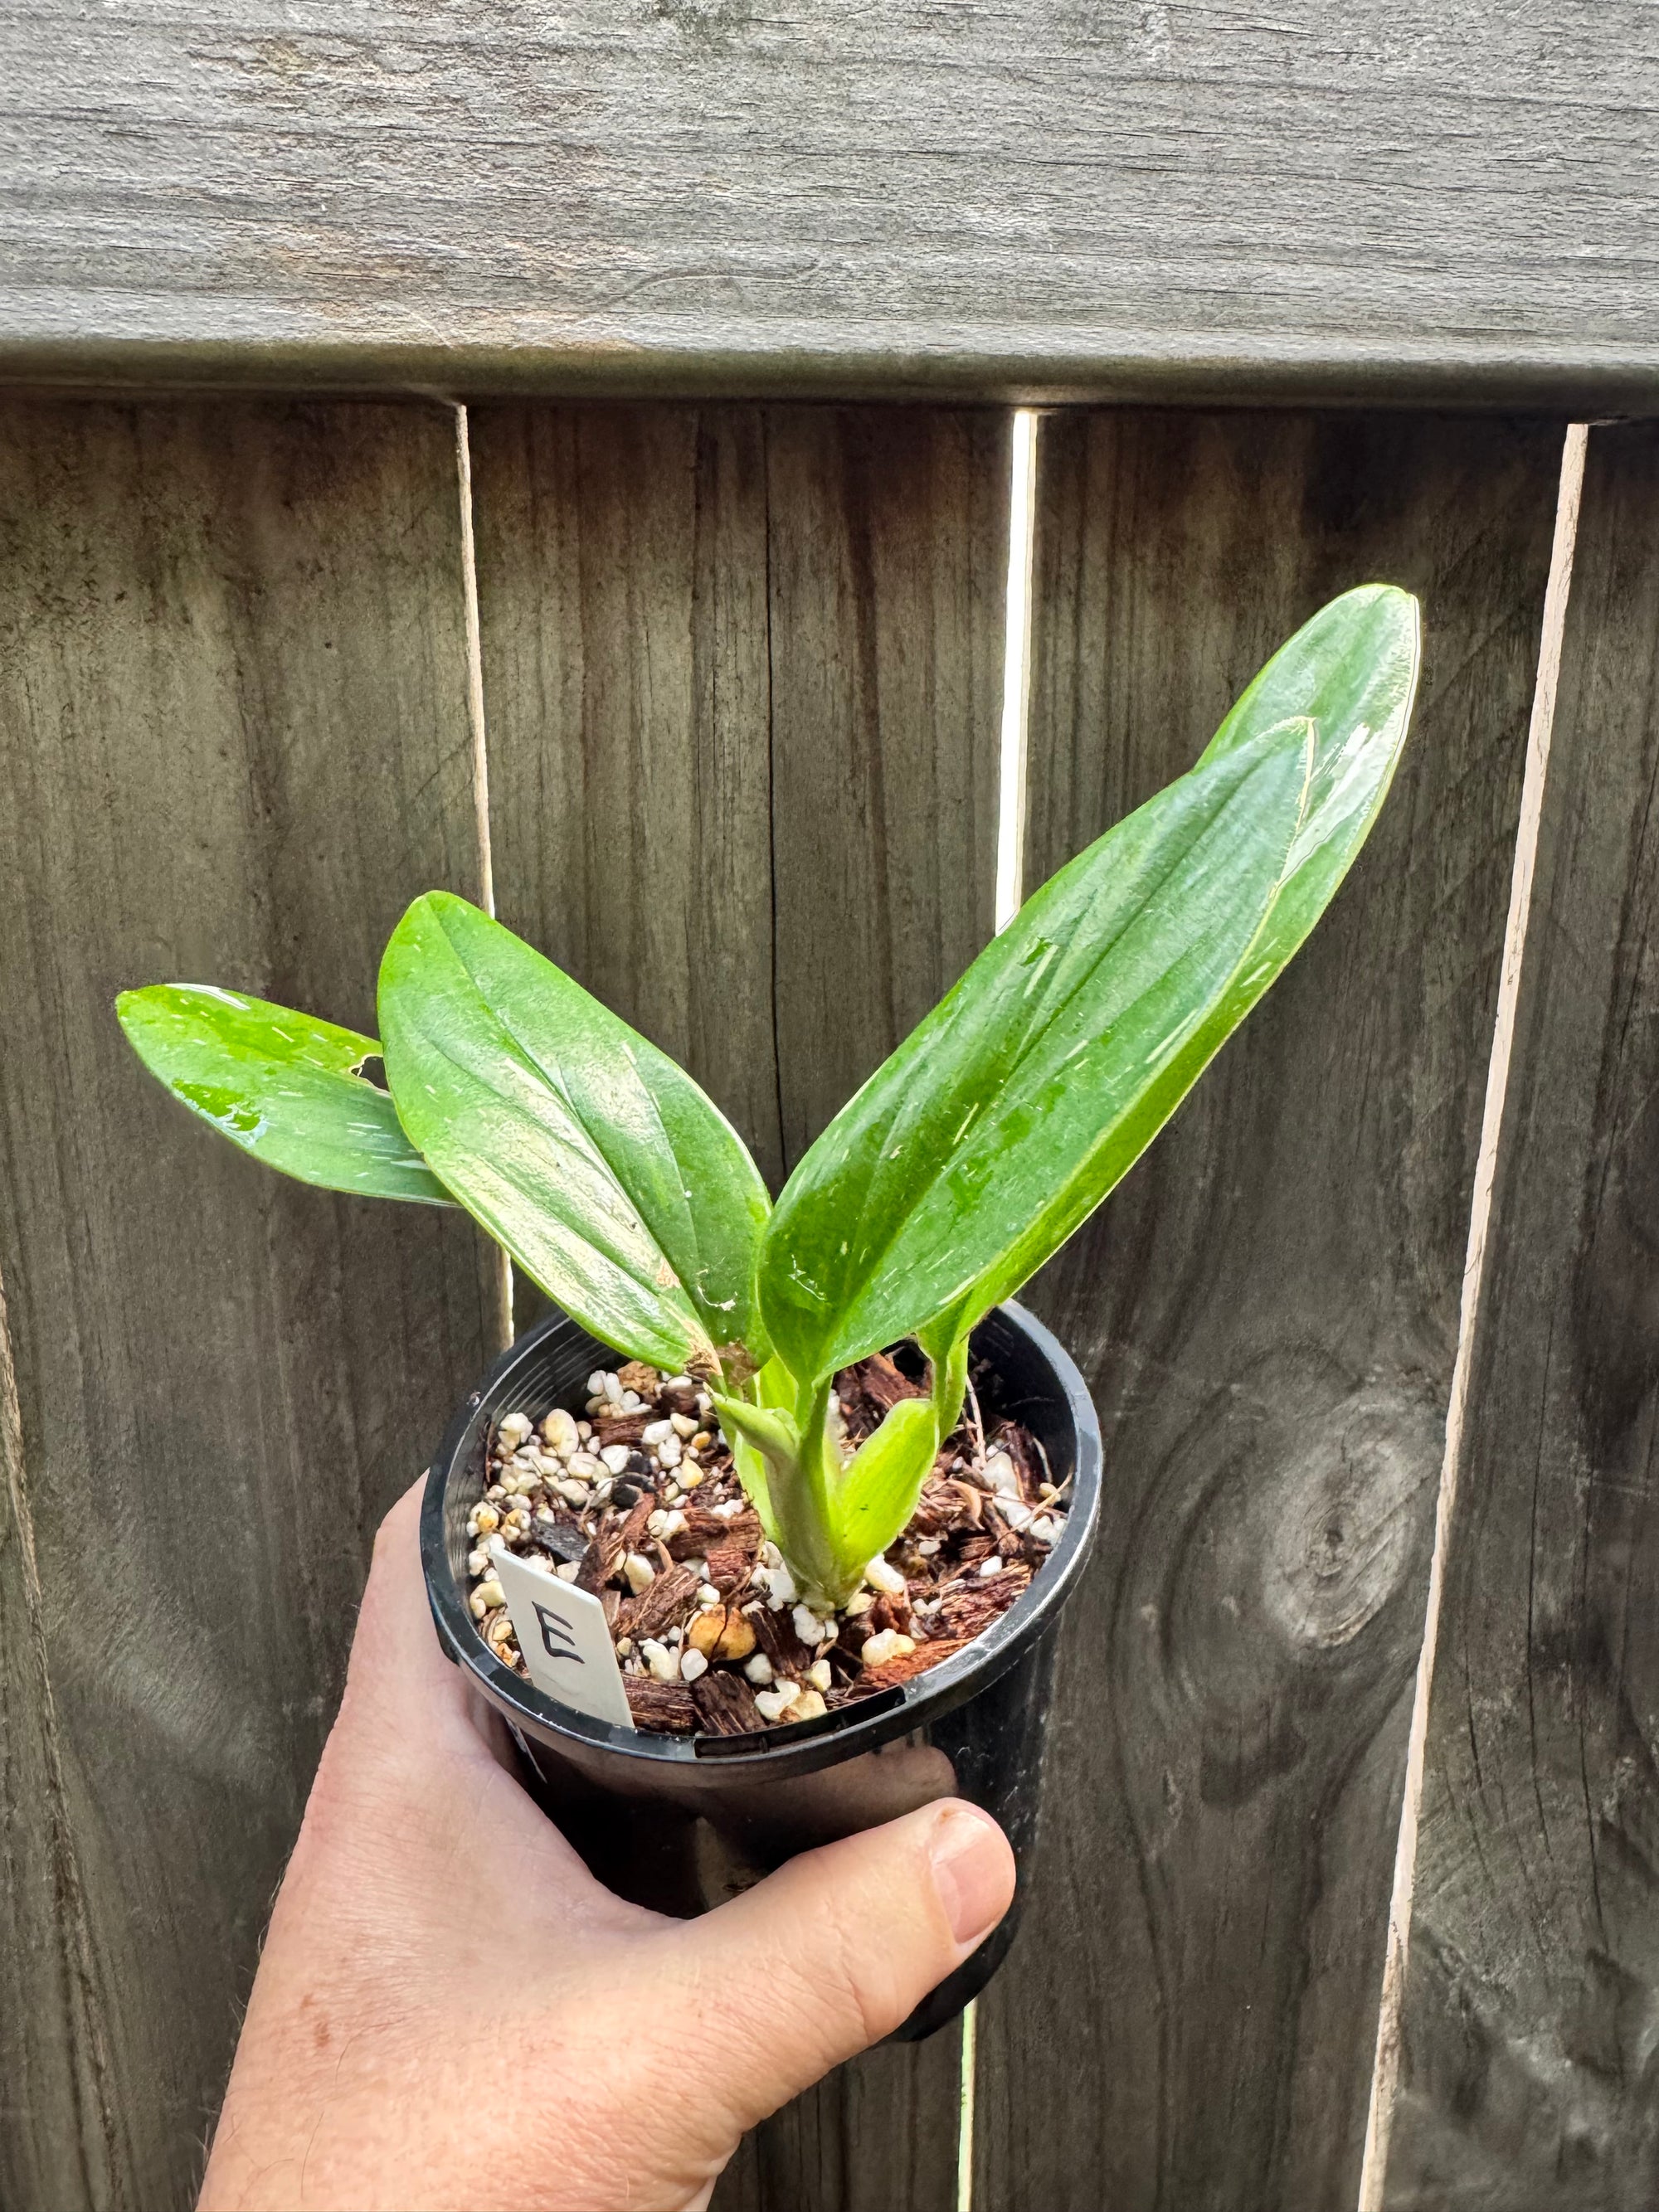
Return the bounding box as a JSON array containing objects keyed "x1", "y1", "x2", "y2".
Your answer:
[
  {"x1": 469, "y1": 400, "x2": 1007, "y2": 2212},
  {"x1": 972, "y1": 411, "x2": 1562, "y2": 2212},
  {"x1": 1379, "y1": 424, "x2": 1659, "y2": 2208},
  {"x1": 0, "y1": 397, "x2": 498, "y2": 2212}
]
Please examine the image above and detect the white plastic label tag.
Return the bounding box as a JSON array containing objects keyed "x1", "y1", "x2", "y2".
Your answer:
[{"x1": 491, "y1": 1548, "x2": 635, "y2": 1731}]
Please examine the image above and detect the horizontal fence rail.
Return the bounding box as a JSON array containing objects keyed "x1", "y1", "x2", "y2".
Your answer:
[
  {"x1": 0, "y1": 393, "x2": 1650, "y2": 2212},
  {"x1": 1, "y1": 2, "x2": 1657, "y2": 409}
]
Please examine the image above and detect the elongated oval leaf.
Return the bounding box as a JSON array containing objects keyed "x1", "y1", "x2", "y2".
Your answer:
[
  {"x1": 116, "y1": 984, "x2": 450, "y2": 1204},
  {"x1": 956, "y1": 582, "x2": 1422, "y2": 1328},
  {"x1": 379, "y1": 893, "x2": 771, "y2": 1375},
  {"x1": 759, "y1": 719, "x2": 1316, "y2": 1383}
]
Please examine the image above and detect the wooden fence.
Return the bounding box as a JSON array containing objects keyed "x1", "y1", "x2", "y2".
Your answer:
[
  {"x1": 5, "y1": 393, "x2": 1655, "y2": 2212},
  {"x1": 3, "y1": 6, "x2": 1659, "y2": 2209}
]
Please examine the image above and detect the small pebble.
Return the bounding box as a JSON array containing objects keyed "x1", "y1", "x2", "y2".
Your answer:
[
  {"x1": 657, "y1": 1436, "x2": 684, "y2": 1469},
  {"x1": 600, "y1": 1444, "x2": 633, "y2": 1475},
  {"x1": 679, "y1": 1647, "x2": 708, "y2": 1683},
  {"x1": 541, "y1": 1407, "x2": 580, "y2": 1455},
  {"x1": 766, "y1": 1560, "x2": 798, "y2": 1608},
  {"x1": 792, "y1": 1689, "x2": 828, "y2": 1722},
  {"x1": 679, "y1": 1466, "x2": 704, "y2": 1490},
  {"x1": 865, "y1": 1555, "x2": 907, "y2": 1599},
  {"x1": 713, "y1": 1499, "x2": 746, "y2": 1520},
  {"x1": 585, "y1": 1370, "x2": 607, "y2": 1398},
  {"x1": 640, "y1": 1638, "x2": 680, "y2": 1683},
  {"x1": 807, "y1": 1659, "x2": 833, "y2": 1692},
  {"x1": 1029, "y1": 1515, "x2": 1060, "y2": 1547},
  {"x1": 669, "y1": 1412, "x2": 698, "y2": 1439},
  {"x1": 497, "y1": 1412, "x2": 533, "y2": 1449},
  {"x1": 467, "y1": 1548, "x2": 489, "y2": 1576},
  {"x1": 470, "y1": 1505, "x2": 500, "y2": 1535},
  {"x1": 602, "y1": 1373, "x2": 624, "y2": 1407},
  {"x1": 982, "y1": 1450, "x2": 1021, "y2": 1497},
  {"x1": 793, "y1": 1602, "x2": 830, "y2": 1648},
  {"x1": 555, "y1": 1562, "x2": 581, "y2": 1582},
  {"x1": 754, "y1": 1682, "x2": 801, "y2": 1722},
  {"x1": 557, "y1": 1479, "x2": 591, "y2": 1510},
  {"x1": 745, "y1": 1654, "x2": 776, "y2": 1685},
  {"x1": 860, "y1": 1629, "x2": 916, "y2": 1668},
  {"x1": 475, "y1": 1578, "x2": 506, "y2": 1611},
  {"x1": 697, "y1": 1583, "x2": 722, "y2": 1607},
  {"x1": 1001, "y1": 1502, "x2": 1034, "y2": 1532},
  {"x1": 567, "y1": 1451, "x2": 606, "y2": 1481},
  {"x1": 642, "y1": 1418, "x2": 674, "y2": 1446},
  {"x1": 979, "y1": 1555, "x2": 1005, "y2": 1578},
  {"x1": 623, "y1": 1552, "x2": 656, "y2": 1596},
  {"x1": 844, "y1": 1589, "x2": 875, "y2": 1616}
]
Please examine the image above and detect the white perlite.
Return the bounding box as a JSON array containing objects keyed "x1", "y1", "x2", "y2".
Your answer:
[
  {"x1": 864, "y1": 1554, "x2": 907, "y2": 1598},
  {"x1": 860, "y1": 1629, "x2": 916, "y2": 1668},
  {"x1": 754, "y1": 1682, "x2": 801, "y2": 1722}
]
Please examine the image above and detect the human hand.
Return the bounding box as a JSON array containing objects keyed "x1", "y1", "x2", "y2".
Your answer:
[{"x1": 198, "y1": 1481, "x2": 1015, "y2": 2211}]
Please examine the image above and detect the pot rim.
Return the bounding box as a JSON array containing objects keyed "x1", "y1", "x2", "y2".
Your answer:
[{"x1": 421, "y1": 1299, "x2": 1101, "y2": 1777}]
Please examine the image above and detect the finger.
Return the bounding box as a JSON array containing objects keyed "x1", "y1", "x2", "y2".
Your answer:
[
  {"x1": 647, "y1": 1799, "x2": 1015, "y2": 2137},
  {"x1": 318, "y1": 1479, "x2": 622, "y2": 1915}
]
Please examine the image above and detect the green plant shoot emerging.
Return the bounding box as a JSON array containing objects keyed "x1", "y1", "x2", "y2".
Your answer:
[{"x1": 117, "y1": 587, "x2": 1421, "y2": 1609}]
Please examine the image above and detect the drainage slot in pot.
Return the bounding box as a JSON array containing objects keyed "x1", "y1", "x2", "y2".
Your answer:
[{"x1": 693, "y1": 1685, "x2": 906, "y2": 1757}]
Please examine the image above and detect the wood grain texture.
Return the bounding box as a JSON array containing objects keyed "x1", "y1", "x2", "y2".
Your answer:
[
  {"x1": 2, "y1": 2, "x2": 1657, "y2": 408},
  {"x1": 1379, "y1": 425, "x2": 1659, "y2": 2210},
  {"x1": 469, "y1": 399, "x2": 1007, "y2": 2212},
  {"x1": 971, "y1": 410, "x2": 1562, "y2": 2212},
  {"x1": 0, "y1": 396, "x2": 499, "y2": 2211}
]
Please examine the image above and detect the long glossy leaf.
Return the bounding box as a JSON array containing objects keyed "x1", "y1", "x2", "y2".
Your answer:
[
  {"x1": 759, "y1": 719, "x2": 1316, "y2": 1383},
  {"x1": 116, "y1": 985, "x2": 450, "y2": 1204},
  {"x1": 379, "y1": 893, "x2": 770, "y2": 1375},
  {"x1": 957, "y1": 581, "x2": 1422, "y2": 1325}
]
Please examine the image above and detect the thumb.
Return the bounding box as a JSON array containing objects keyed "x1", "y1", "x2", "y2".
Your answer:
[{"x1": 654, "y1": 1799, "x2": 1014, "y2": 2136}]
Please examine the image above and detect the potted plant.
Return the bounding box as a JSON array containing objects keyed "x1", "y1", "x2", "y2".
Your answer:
[{"x1": 116, "y1": 584, "x2": 1420, "y2": 2033}]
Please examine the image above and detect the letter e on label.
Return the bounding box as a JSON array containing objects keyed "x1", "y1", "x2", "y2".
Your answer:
[{"x1": 489, "y1": 1548, "x2": 635, "y2": 1729}]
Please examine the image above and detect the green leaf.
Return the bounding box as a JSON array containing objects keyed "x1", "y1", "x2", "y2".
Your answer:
[
  {"x1": 827, "y1": 1397, "x2": 941, "y2": 1592},
  {"x1": 759, "y1": 586, "x2": 1421, "y2": 1386},
  {"x1": 759, "y1": 718, "x2": 1317, "y2": 1383},
  {"x1": 379, "y1": 892, "x2": 771, "y2": 1376},
  {"x1": 962, "y1": 581, "x2": 1421, "y2": 1322},
  {"x1": 116, "y1": 984, "x2": 450, "y2": 1205}
]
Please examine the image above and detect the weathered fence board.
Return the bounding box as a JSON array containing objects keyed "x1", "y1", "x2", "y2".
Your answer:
[
  {"x1": 2, "y1": 3, "x2": 1657, "y2": 410},
  {"x1": 972, "y1": 409, "x2": 1564, "y2": 2212},
  {"x1": 1379, "y1": 422, "x2": 1659, "y2": 2209},
  {"x1": 467, "y1": 400, "x2": 1007, "y2": 2212},
  {"x1": 0, "y1": 396, "x2": 499, "y2": 2212}
]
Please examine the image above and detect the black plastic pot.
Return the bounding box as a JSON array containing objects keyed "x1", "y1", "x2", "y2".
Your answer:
[{"x1": 422, "y1": 1299, "x2": 1101, "y2": 2039}]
